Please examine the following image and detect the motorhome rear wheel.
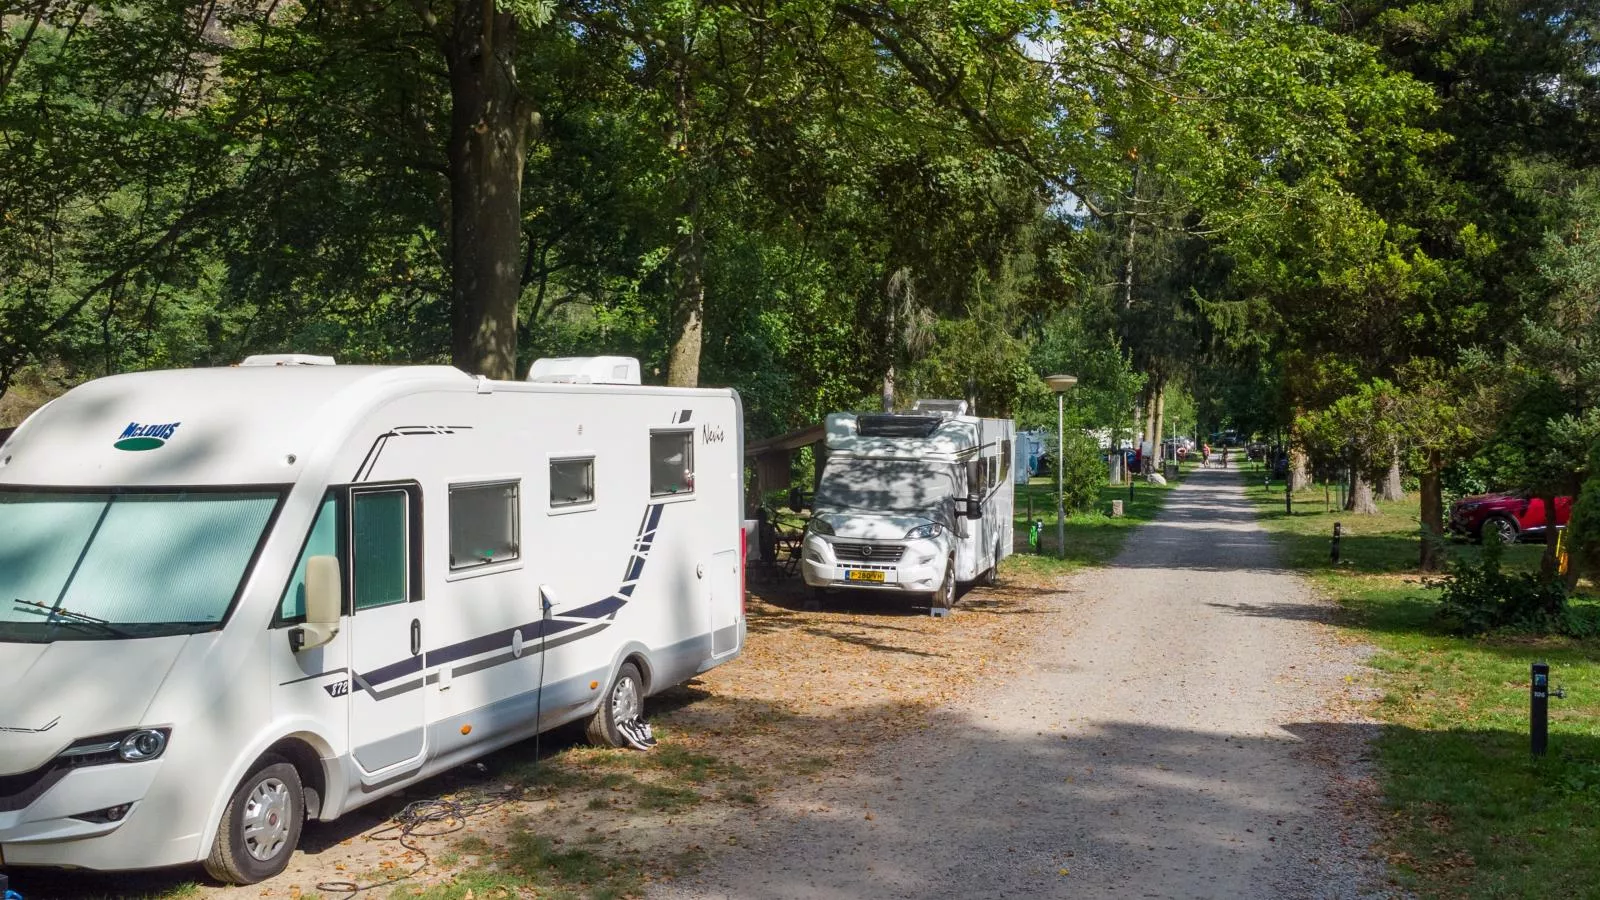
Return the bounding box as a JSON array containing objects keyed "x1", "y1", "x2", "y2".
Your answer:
[
  {"x1": 586, "y1": 661, "x2": 645, "y2": 748},
  {"x1": 204, "y1": 756, "x2": 304, "y2": 884}
]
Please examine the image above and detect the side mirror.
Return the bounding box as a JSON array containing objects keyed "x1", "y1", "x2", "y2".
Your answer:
[
  {"x1": 965, "y1": 496, "x2": 982, "y2": 519},
  {"x1": 290, "y1": 555, "x2": 342, "y2": 652},
  {"x1": 788, "y1": 486, "x2": 807, "y2": 512}
]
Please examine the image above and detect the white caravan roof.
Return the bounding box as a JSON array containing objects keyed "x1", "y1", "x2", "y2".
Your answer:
[
  {"x1": 824, "y1": 411, "x2": 980, "y2": 460},
  {"x1": 0, "y1": 366, "x2": 474, "y2": 487},
  {"x1": 0, "y1": 363, "x2": 720, "y2": 488}
]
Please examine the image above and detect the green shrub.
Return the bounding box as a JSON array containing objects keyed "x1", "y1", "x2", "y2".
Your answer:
[
  {"x1": 1051, "y1": 431, "x2": 1108, "y2": 513},
  {"x1": 1433, "y1": 542, "x2": 1570, "y2": 634}
]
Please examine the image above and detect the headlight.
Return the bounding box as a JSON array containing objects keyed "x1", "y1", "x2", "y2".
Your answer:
[
  {"x1": 905, "y1": 523, "x2": 943, "y2": 540},
  {"x1": 117, "y1": 729, "x2": 168, "y2": 762},
  {"x1": 809, "y1": 518, "x2": 835, "y2": 536},
  {"x1": 56, "y1": 728, "x2": 171, "y2": 766}
]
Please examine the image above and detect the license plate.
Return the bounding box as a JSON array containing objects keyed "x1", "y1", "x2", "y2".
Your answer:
[{"x1": 846, "y1": 570, "x2": 885, "y2": 583}]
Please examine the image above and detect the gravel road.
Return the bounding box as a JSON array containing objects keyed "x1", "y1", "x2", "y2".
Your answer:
[{"x1": 651, "y1": 466, "x2": 1391, "y2": 900}]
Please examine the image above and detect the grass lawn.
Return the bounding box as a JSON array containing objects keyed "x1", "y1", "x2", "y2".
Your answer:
[
  {"x1": 1006, "y1": 462, "x2": 1190, "y2": 580},
  {"x1": 1242, "y1": 471, "x2": 1600, "y2": 899}
]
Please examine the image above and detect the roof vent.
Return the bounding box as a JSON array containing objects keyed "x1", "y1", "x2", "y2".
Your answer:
[
  {"x1": 856, "y1": 414, "x2": 944, "y2": 438},
  {"x1": 911, "y1": 398, "x2": 968, "y2": 416},
  {"x1": 527, "y1": 356, "x2": 641, "y2": 385},
  {"x1": 240, "y1": 354, "x2": 337, "y2": 367}
]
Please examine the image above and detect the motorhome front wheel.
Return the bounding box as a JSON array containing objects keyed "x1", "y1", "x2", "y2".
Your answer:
[
  {"x1": 204, "y1": 756, "x2": 305, "y2": 884},
  {"x1": 586, "y1": 661, "x2": 645, "y2": 748},
  {"x1": 933, "y1": 557, "x2": 956, "y2": 610}
]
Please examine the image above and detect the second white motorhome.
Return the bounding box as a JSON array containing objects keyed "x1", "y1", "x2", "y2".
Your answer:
[
  {"x1": 0, "y1": 356, "x2": 744, "y2": 883},
  {"x1": 800, "y1": 403, "x2": 1016, "y2": 609}
]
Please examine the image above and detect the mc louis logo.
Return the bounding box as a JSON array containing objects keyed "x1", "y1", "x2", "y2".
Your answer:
[{"x1": 115, "y1": 420, "x2": 182, "y2": 452}]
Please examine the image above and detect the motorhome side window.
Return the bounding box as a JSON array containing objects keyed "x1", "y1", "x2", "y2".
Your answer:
[
  {"x1": 550, "y1": 457, "x2": 595, "y2": 508},
  {"x1": 449, "y1": 481, "x2": 520, "y2": 570},
  {"x1": 353, "y1": 490, "x2": 409, "y2": 609},
  {"x1": 279, "y1": 495, "x2": 338, "y2": 621},
  {"x1": 999, "y1": 440, "x2": 1012, "y2": 484},
  {"x1": 650, "y1": 430, "x2": 694, "y2": 496}
]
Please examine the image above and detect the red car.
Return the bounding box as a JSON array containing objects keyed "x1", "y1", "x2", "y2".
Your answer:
[{"x1": 1448, "y1": 492, "x2": 1572, "y2": 544}]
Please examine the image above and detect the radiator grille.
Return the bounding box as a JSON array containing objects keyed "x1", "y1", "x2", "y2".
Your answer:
[{"x1": 831, "y1": 541, "x2": 906, "y2": 564}]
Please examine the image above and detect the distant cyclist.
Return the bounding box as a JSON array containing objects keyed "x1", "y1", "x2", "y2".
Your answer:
[{"x1": 1222, "y1": 446, "x2": 1230, "y2": 469}]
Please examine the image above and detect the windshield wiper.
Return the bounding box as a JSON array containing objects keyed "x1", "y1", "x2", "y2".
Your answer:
[{"x1": 12, "y1": 598, "x2": 136, "y2": 639}]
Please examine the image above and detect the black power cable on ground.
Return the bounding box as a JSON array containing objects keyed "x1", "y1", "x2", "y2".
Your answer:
[
  {"x1": 314, "y1": 785, "x2": 523, "y2": 897},
  {"x1": 319, "y1": 598, "x2": 554, "y2": 897}
]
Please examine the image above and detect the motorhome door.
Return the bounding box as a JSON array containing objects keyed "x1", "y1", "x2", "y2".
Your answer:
[{"x1": 347, "y1": 485, "x2": 427, "y2": 777}]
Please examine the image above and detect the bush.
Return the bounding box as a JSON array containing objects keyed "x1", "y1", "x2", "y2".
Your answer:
[
  {"x1": 1050, "y1": 431, "x2": 1108, "y2": 514},
  {"x1": 1434, "y1": 542, "x2": 1571, "y2": 635}
]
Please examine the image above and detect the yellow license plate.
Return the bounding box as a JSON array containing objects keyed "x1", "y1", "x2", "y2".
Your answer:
[{"x1": 846, "y1": 570, "x2": 886, "y2": 582}]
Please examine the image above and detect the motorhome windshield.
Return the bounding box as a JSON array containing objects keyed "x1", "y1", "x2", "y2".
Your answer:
[
  {"x1": 814, "y1": 458, "x2": 958, "y2": 516},
  {"x1": 0, "y1": 489, "x2": 281, "y2": 642}
]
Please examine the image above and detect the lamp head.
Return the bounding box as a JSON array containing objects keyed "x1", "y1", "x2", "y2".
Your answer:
[{"x1": 1044, "y1": 374, "x2": 1079, "y2": 393}]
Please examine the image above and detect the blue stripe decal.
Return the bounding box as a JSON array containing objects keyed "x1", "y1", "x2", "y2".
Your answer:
[
  {"x1": 358, "y1": 652, "x2": 423, "y2": 688},
  {"x1": 355, "y1": 501, "x2": 667, "y2": 690},
  {"x1": 562, "y1": 596, "x2": 626, "y2": 620}
]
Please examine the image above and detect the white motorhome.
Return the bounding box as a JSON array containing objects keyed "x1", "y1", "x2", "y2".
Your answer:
[
  {"x1": 0, "y1": 356, "x2": 745, "y2": 883},
  {"x1": 800, "y1": 403, "x2": 1015, "y2": 609}
]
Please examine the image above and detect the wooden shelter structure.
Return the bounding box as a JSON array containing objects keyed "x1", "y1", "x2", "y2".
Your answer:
[{"x1": 743, "y1": 421, "x2": 825, "y2": 512}]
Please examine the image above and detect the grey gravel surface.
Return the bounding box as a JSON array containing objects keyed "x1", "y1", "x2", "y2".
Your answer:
[{"x1": 650, "y1": 466, "x2": 1393, "y2": 900}]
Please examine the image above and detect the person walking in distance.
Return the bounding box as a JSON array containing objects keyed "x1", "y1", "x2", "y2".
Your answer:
[{"x1": 1201, "y1": 442, "x2": 1212, "y2": 468}]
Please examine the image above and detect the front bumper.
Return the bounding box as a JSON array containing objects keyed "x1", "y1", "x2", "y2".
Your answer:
[
  {"x1": 799, "y1": 535, "x2": 946, "y2": 593},
  {"x1": 0, "y1": 752, "x2": 212, "y2": 871}
]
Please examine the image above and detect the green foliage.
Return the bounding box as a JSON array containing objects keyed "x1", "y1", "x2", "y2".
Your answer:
[
  {"x1": 1055, "y1": 431, "x2": 1109, "y2": 514},
  {"x1": 1433, "y1": 543, "x2": 1571, "y2": 636}
]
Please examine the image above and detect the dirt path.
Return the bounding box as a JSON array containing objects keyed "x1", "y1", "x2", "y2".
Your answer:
[{"x1": 651, "y1": 467, "x2": 1390, "y2": 900}]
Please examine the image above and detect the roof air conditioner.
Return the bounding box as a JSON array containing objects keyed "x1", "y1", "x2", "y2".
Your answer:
[
  {"x1": 239, "y1": 354, "x2": 337, "y2": 367},
  {"x1": 527, "y1": 356, "x2": 642, "y2": 385}
]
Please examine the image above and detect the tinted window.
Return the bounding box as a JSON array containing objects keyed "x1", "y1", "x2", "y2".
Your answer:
[
  {"x1": 352, "y1": 490, "x2": 408, "y2": 610},
  {"x1": 449, "y1": 481, "x2": 520, "y2": 570},
  {"x1": 650, "y1": 431, "x2": 695, "y2": 497},
  {"x1": 550, "y1": 458, "x2": 595, "y2": 508},
  {"x1": 280, "y1": 495, "x2": 338, "y2": 621}
]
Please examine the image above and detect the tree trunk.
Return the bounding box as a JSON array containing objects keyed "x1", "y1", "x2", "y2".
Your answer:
[
  {"x1": 1541, "y1": 491, "x2": 1562, "y2": 580},
  {"x1": 1290, "y1": 448, "x2": 1310, "y2": 491},
  {"x1": 1347, "y1": 472, "x2": 1378, "y2": 514},
  {"x1": 447, "y1": 0, "x2": 529, "y2": 380},
  {"x1": 881, "y1": 282, "x2": 897, "y2": 411},
  {"x1": 664, "y1": 210, "x2": 705, "y2": 387},
  {"x1": 1381, "y1": 450, "x2": 1405, "y2": 502},
  {"x1": 1143, "y1": 393, "x2": 1157, "y2": 455},
  {"x1": 1153, "y1": 381, "x2": 1166, "y2": 463},
  {"x1": 664, "y1": 54, "x2": 704, "y2": 388},
  {"x1": 1419, "y1": 449, "x2": 1444, "y2": 572}
]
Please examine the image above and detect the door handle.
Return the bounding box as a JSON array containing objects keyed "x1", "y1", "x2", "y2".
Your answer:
[{"x1": 410, "y1": 618, "x2": 421, "y2": 656}]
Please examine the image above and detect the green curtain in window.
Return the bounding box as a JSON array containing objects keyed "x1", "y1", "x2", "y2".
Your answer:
[{"x1": 353, "y1": 491, "x2": 407, "y2": 610}]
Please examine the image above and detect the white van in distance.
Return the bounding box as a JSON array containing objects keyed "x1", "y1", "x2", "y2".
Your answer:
[
  {"x1": 0, "y1": 356, "x2": 745, "y2": 883},
  {"x1": 800, "y1": 403, "x2": 1015, "y2": 609}
]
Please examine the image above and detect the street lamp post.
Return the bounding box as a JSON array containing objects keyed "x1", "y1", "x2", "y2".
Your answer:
[{"x1": 1044, "y1": 374, "x2": 1079, "y2": 559}]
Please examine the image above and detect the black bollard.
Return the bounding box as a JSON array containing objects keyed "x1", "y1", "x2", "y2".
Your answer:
[
  {"x1": 1532, "y1": 661, "x2": 1550, "y2": 757},
  {"x1": 1331, "y1": 522, "x2": 1342, "y2": 563},
  {"x1": 1286, "y1": 481, "x2": 1293, "y2": 515}
]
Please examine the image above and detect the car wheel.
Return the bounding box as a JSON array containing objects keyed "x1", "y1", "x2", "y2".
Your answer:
[
  {"x1": 204, "y1": 756, "x2": 304, "y2": 885},
  {"x1": 932, "y1": 556, "x2": 957, "y2": 610},
  {"x1": 586, "y1": 661, "x2": 644, "y2": 748},
  {"x1": 1483, "y1": 515, "x2": 1520, "y2": 545}
]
